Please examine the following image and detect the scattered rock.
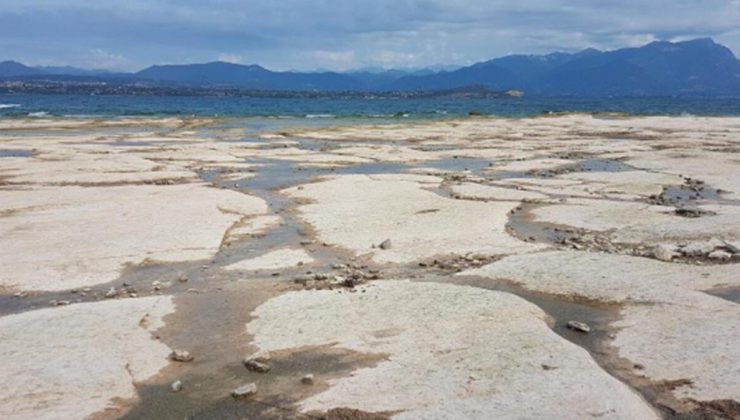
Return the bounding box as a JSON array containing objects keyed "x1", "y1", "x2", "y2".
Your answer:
[
  {"x1": 652, "y1": 244, "x2": 679, "y2": 262},
  {"x1": 681, "y1": 238, "x2": 725, "y2": 257},
  {"x1": 723, "y1": 241, "x2": 740, "y2": 254},
  {"x1": 178, "y1": 275, "x2": 188, "y2": 283},
  {"x1": 566, "y1": 321, "x2": 591, "y2": 333},
  {"x1": 243, "y1": 350, "x2": 271, "y2": 372},
  {"x1": 379, "y1": 239, "x2": 392, "y2": 250},
  {"x1": 246, "y1": 350, "x2": 271, "y2": 363},
  {"x1": 674, "y1": 207, "x2": 705, "y2": 218},
  {"x1": 171, "y1": 380, "x2": 183, "y2": 392},
  {"x1": 244, "y1": 359, "x2": 271, "y2": 373},
  {"x1": 708, "y1": 250, "x2": 733, "y2": 261},
  {"x1": 169, "y1": 350, "x2": 194, "y2": 362},
  {"x1": 104, "y1": 287, "x2": 119, "y2": 299},
  {"x1": 301, "y1": 374, "x2": 315, "y2": 385},
  {"x1": 231, "y1": 383, "x2": 257, "y2": 399}
]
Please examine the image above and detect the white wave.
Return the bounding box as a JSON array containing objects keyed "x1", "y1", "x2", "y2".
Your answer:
[
  {"x1": 305, "y1": 114, "x2": 335, "y2": 119},
  {"x1": 0, "y1": 104, "x2": 20, "y2": 109},
  {"x1": 28, "y1": 111, "x2": 49, "y2": 117}
]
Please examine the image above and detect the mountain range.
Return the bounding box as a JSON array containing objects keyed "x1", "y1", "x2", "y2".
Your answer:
[{"x1": 2, "y1": 38, "x2": 740, "y2": 96}]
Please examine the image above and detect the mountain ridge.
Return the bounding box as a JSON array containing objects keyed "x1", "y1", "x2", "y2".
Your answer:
[{"x1": 2, "y1": 38, "x2": 739, "y2": 96}]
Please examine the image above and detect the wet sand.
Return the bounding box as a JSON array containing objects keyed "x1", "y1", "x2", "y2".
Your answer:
[{"x1": 0, "y1": 115, "x2": 739, "y2": 419}]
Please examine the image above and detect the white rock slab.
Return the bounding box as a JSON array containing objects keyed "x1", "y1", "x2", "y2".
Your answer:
[
  {"x1": 284, "y1": 175, "x2": 542, "y2": 263},
  {"x1": 0, "y1": 184, "x2": 268, "y2": 291},
  {"x1": 466, "y1": 251, "x2": 740, "y2": 402},
  {"x1": 247, "y1": 280, "x2": 656, "y2": 419},
  {"x1": 0, "y1": 297, "x2": 174, "y2": 420},
  {"x1": 449, "y1": 182, "x2": 550, "y2": 202},
  {"x1": 530, "y1": 198, "x2": 740, "y2": 244}
]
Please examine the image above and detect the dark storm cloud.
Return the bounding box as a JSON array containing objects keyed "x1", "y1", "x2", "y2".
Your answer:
[{"x1": 0, "y1": 0, "x2": 738, "y2": 70}]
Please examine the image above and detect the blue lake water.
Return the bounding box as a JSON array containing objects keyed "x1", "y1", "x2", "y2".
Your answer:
[{"x1": 1, "y1": 94, "x2": 740, "y2": 120}]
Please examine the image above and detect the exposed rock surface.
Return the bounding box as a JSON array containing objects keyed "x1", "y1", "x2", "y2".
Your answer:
[
  {"x1": 284, "y1": 175, "x2": 543, "y2": 263},
  {"x1": 0, "y1": 297, "x2": 174, "y2": 420},
  {"x1": 465, "y1": 251, "x2": 740, "y2": 403},
  {"x1": 0, "y1": 185, "x2": 268, "y2": 291},
  {"x1": 247, "y1": 281, "x2": 656, "y2": 418}
]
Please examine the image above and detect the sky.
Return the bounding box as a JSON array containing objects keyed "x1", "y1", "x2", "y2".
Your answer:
[{"x1": 1, "y1": 0, "x2": 739, "y2": 72}]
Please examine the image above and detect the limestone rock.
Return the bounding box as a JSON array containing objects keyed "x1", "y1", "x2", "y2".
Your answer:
[
  {"x1": 566, "y1": 321, "x2": 591, "y2": 333},
  {"x1": 231, "y1": 383, "x2": 258, "y2": 399},
  {"x1": 171, "y1": 380, "x2": 183, "y2": 393},
  {"x1": 652, "y1": 244, "x2": 678, "y2": 262},
  {"x1": 170, "y1": 350, "x2": 194, "y2": 362}
]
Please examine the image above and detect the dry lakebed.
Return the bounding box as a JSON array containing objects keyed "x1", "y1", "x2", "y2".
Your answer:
[{"x1": 0, "y1": 114, "x2": 739, "y2": 419}]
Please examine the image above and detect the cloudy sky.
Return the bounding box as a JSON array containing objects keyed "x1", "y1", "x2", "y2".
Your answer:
[{"x1": 1, "y1": 0, "x2": 739, "y2": 72}]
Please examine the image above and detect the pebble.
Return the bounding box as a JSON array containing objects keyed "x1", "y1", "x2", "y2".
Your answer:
[
  {"x1": 171, "y1": 380, "x2": 183, "y2": 392},
  {"x1": 178, "y1": 275, "x2": 189, "y2": 283},
  {"x1": 652, "y1": 244, "x2": 678, "y2": 262},
  {"x1": 566, "y1": 321, "x2": 591, "y2": 333},
  {"x1": 244, "y1": 359, "x2": 271, "y2": 373},
  {"x1": 246, "y1": 350, "x2": 271, "y2": 363},
  {"x1": 231, "y1": 383, "x2": 258, "y2": 399},
  {"x1": 301, "y1": 374, "x2": 315, "y2": 385},
  {"x1": 708, "y1": 250, "x2": 732, "y2": 261},
  {"x1": 379, "y1": 239, "x2": 392, "y2": 250},
  {"x1": 243, "y1": 350, "x2": 271, "y2": 372},
  {"x1": 104, "y1": 287, "x2": 119, "y2": 299},
  {"x1": 681, "y1": 238, "x2": 725, "y2": 257},
  {"x1": 723, "y1": 241, "x2": 740, "y2": 254},
  {"x1": 170, "y1": 350, "x2": 194, "y2": 362}
]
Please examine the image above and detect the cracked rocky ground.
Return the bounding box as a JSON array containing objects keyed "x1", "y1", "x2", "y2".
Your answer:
[{"x1": 0, "y1": 114, "x2": 739, "y2": 419}]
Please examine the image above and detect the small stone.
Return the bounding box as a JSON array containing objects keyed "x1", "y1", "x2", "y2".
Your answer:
[
  {"x1": 379, "y1": 239, "x2": 392, "y2": 250},
  {"x1": 566, "y1": 321, "x2": 591, "y2": 333},
  {"x1": 652, "y1": 244, "x2": 679, "y2": 262},
  {"x1": 178, "y1": 275, "x2": 189, "y2": 283},
  {"x1": 170, "y1": 350, "x2": 194, "y2": 362},
  {"x1": 104, "y1": 287, "x2": 119, "y2": 299},
  {"x1": 681, "y1": 238, "x2": 725, "y2": 257},
  {"x1": 332, "y1": 275, "x2": 346, "y2": 284},
  {"x1": 246, "y1": 350, "x2": 271, "y2": 363},
  {"x1": 231, "y1": 383, "x2": 258, "y2": 399},
  {"x1": 244, "y1": 359, "x2": 271, "y2": 373},
  {"x1": 332, "y1": 263, "x2": 347, "y2": 270},
  {"x1": 171, "y1": 380, "x2": 183, "y2": 392},
  {"x1": 723, "y1": 241, "x2": 740, "y2": 254},
  {"x1": 708, "y1": 250, "x2": 732, "y2": 261},
  {"x1": 301, "y1": 374, "x2": 315, "y2": 385}
]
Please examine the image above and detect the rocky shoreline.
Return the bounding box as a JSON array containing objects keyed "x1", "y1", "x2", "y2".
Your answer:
[{"x1": 0, "y1": 115, "x2": 738, "y2": 419}]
